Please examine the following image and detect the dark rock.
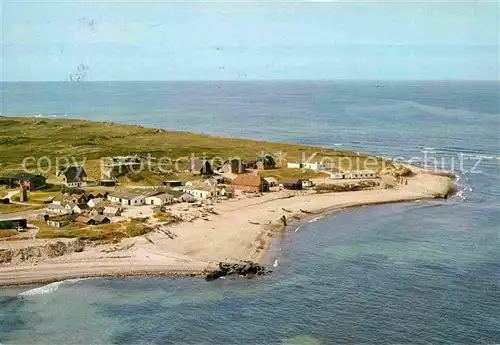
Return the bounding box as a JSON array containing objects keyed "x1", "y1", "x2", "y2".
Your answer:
[{"x1": 205, "y1": 260, "x2": 271, "y2": 281}]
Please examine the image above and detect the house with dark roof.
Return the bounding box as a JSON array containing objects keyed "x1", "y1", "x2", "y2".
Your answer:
[
  {"x1": 231, "y1": 174, "x2": 269, "y2": 193},
  {"x1": 166, "y1": 190, "x2": 195, "y2": 203},
  {"x1": 221, "y1": 159, "x2": 246, "y2": 174},
  {"x1": 11, "y1": 173, "x2": 46, "y2": 191},
  {"x1": 184, "y1": 159, "x2": 213, "y2": 175},
  {"x1": 57, "y1": 166, "x2": 88, "y2": 187},
  {"x1": 279, "y1": 178, "x2": 303, "y2": 190}
]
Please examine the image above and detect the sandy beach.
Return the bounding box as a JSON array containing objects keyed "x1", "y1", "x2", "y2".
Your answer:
[{"x1": 0, "y1": 168, "x2": 453, "y2": 286}]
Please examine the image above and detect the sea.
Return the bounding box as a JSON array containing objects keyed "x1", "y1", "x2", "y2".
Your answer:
[{"x1": 0, "y1": 81, "x2": 499, "y2": 344}]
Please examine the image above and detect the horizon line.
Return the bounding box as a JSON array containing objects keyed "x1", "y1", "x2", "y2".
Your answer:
[{"x1": 1, "y1": 79, "x2": 499, "y2": 83}]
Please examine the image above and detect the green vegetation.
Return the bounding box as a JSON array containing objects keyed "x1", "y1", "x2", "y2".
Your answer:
[
  {"x1": 27, "y1": 190, "x2": 62, "y2": 204},
  {"x1": 0, "y1": 117, "x2": 391, "y2": 183},
  {"x1": 127, "y1": 173, "x2": 145, "y2": 182},
  {"x1": 34, "y1": 220, "x2": 153, "y2": 242},
  {"x1": 259, "y1": 168, "x2": 329, "y2": 180},
  {"x1": 314, "y1": 180, "x2": 379, "y2": 193},
  {"x1": 153, "y1": 212, "x2": 175, "y2": 223}
]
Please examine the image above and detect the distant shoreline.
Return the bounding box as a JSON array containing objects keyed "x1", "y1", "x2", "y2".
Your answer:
[{"x1": 0, "y1": 166, "x2": 454, "y2": 287}]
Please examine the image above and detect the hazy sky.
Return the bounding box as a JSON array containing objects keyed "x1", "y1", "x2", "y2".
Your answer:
[{"x1": 1, "y1": 1, "x2": 498, "y2": 81}]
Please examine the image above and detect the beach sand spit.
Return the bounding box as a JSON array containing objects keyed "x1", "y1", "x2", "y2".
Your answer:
[{"x1": 0, "y1": 169, "x2": 453, "y2": 286}]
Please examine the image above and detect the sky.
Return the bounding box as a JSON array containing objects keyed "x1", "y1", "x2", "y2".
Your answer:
[{"x1": 1, "y1": 0, "x2": 499, "y2": 81}]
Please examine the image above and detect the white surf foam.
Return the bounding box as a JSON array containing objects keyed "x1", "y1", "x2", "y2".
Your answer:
[
  {"x1": 19, "y1": 278, "x2": 88, "y2": 297},
  {"x1": 308, "y1": 216, "x2": 324, "y2": 223}
]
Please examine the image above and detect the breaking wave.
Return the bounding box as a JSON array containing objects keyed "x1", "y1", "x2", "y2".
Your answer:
[
  {"x1": 19, "y1": 278, "x2": 88, "y2": 297},
  {"x1": 308, "y1": 216, "x2": 325, "y2": 223}
]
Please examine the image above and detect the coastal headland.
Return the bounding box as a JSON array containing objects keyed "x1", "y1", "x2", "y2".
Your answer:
[{"x1": 0, "y1": 117, "x2": 454, "y2": 286}]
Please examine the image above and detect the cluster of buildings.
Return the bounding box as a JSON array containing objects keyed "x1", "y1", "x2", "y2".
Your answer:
[
  {"x1": 287, "y1": 161, "x2": 336, "y2": 171},
  {"x1": 330, "y1": 169, "x2": 376, "y2": 180},
  {"x1": 185, "y1": 156, "x2": 277, "y2": 176}
]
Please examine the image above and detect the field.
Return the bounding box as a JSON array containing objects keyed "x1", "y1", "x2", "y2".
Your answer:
[{"x1": 0, "y1": 117, "x2": 391, "y2": 183}]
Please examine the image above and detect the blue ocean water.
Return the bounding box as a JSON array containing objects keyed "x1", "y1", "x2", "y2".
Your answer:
[{"x1": 1, "y1": 81, "x2": 499, "y2": 344}]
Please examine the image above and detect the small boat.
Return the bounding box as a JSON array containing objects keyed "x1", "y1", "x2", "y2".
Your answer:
[
  {"x1": 281, "y1": 208, "x2": 292, "y2": 213},
  {"x1": 273, "y1": 259, "x2": 279, "y2": 268},
  {"x1": 300, "y1": 209, "x2": 311, "y2": 214},
  {"x1": 248, "y1": 220, "x2": 260, "y2": 225}
]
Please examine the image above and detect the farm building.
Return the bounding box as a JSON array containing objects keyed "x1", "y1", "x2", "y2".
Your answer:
[
  {"x1": 87, "y1": 198, "x2": 103, "y2": 208},
  {"x1": 57, "y1": 166, "x2": 88, "y2": 187},
  {"x1": 0, "y1": 218, "x2": 27, "y2": 229},
  {"x1": 287, "y1": 162, "x2": 304, "y2": 169},
  {"x1": 61, "y1": 193, "x2": 87, "y2": 205},
  {"x1": 184, "y1": 159, "x2": 213, "y2": 175},
  {"x1": 330, "y1": 170, "x2": 376, "y2": 180},
  {"x1": 221, "y1": 159, "x2": 246, "y2": 174},
  {"x1": 163, "y1": 180, "x2": 183, "y2": 187},
  {"x1": 75, "y1": 215, "x2": 110, "y2": 225},
  {"x1": 231, "y1": 175, "x2": 269, "y2": 193},
  {"x1": 99, "y1": 179, "x2": 116, "y2": 187},
  {"x1": 145, "y1": 193, "x2": 175, "y2": 206},
  {"x1": 303, "y1": 162, "x2": 336, "y2": 171},
  {"x1": 279, "y1": 178, "x2": 303, "y2": 190},
  {"x1": 28, "y1": 213, "x2": 49, "y2": 222},
  {"x1": 166, "y1": 190, "x2": 195, "y2": 203},
  {"x1": 182, "y1": 185, "x2": 219, "y2": 201},
  {"x1": 263, "y1": 177, "x2": 278, "y2": 187},
  {"x1": 46, "y1": 204, "x2": 71, "y2": 215},
  {"x1": 288, "y1": 162, "x2": 335, "y2": 171},
  {"x1": 103, "y1": 206, "x2": 122, "y2": 216},
  {"x1": 46, "y1": 217, "x2": 70, "y2": 228},
  {"x1": 11, "y1": 173, "x2": 46, "y2": 191},
  {"x1": 301, "y1": 179, "x2": 314, "y2": 188},
  {"x1": 108, "y1": 191, "x2": 145, "y2": 206}
]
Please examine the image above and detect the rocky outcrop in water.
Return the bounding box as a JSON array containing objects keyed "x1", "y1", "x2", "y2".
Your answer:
[
  {"x1": 0, "y1": 239, "x2": 84, "y2": 265},
  {"x1": 205, "y1": 260, "x2": 271, "y2": 281}
]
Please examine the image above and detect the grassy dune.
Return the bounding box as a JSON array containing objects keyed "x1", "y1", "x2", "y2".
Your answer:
[
  {"x1": 34, "y1": 220, "x2": 152, "y2": 242},
  {"x1": 0, "y1": 116, "x2": 390, "y2": 182}
]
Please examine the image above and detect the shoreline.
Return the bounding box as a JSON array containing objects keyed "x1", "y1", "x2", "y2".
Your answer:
[
  {"x1": 254, "y1": 193, "x2": 449, "y2": 265},
  {"x1": 0, "y1": 168, "x2": 455, "y2": 287}
]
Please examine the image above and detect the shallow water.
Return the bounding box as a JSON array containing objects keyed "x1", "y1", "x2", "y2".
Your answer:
[{"x1": 1, "y1": 81, "x2": 499, "y2": 344}]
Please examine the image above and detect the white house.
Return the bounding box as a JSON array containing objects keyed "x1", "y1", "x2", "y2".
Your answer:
[
  {"x1": 183, "y1": 185, "x2": 220, "y2": 201},
  {"x1": 288, "y1": 161, "x2": 335, "y2": 171},
  {"x1": 87, "y1": 198, "x2": 103, "y2": 208},
  {"x1": 145, "y1": 193, "x2": 175, "y2": 206},
  {"x1": 303, "y1": 162, "x2": 335, "y2": 171},
  {"x1": 330, "y1": 170, "x2": 376, "y2": 180},
  {"x1": 287, "y1": 162, "x2": 303, "y2": 169},
  {"x1": 167, "y1": 190, "x2": 196, "y2": 203},
  {"x1": 103, "y1": 206, "x2": 122, "y2": 216},
  {"x1": 46, "y1": 204, "x2": 70, "y2": 215},
  {"x1": 301, "y1": 179, "x2": 314, "y2": 188},
  {"x1": 263, "y1": 177, "x2": 278, "y2": 187},
  {"x1": 59, "y1": 201, "x2": 83, "y2": 214},
  {"x1": 108, "y1": 192, "x2": 145, "y2": 206}
]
